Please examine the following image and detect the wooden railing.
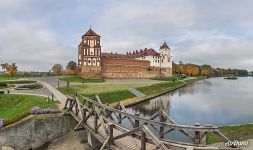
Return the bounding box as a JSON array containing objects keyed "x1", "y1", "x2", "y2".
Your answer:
[{"x1": 64, "y1": 95, "x2": 239, "y2": 150}]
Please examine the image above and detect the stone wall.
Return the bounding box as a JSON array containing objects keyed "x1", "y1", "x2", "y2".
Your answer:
[
  {"x1": 0, "y1": 113, "x2": 77, "y2": 150},
  {"x1": 101, "y1": 57, "x2": 172, "y2": 79},
  {"x1": 79, "y1": 57, "x2": 172, "y2": 79},
  {"x1": 79, "y1": 66, "x2": 102, "y2": 79}
]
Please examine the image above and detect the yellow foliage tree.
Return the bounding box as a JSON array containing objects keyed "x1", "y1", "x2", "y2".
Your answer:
[
  {"x1": 5, "y1": 63, "x2": 18, "y2": 77},
  {"x1": 184, "y1": 64, "x2": 200, "y2": 76}
]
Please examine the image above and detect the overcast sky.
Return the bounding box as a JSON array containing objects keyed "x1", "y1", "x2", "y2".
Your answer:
[{"x1": 0, "y1": 0, "x2": 253, "y2": 71}]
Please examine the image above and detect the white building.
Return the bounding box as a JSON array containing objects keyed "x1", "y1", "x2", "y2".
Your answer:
[{"x1": 127, "y1": 41, "x2": 172, "y2": 69}]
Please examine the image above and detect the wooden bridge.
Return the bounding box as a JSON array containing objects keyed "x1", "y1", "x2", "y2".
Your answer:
[{"x1": 63, "y1": 95, "x2": 239, "y2": 150}]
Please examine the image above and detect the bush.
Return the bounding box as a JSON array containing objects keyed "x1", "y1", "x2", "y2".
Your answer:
[
  {"x1": 31, "y1": 106, "x2": 60, "y2": 114},
  {"x1": 17, "y1": 84, "x2": 43, "y2": 89},
  {"x1": 0, "y1": 82, "x2": 7, "y2": 87}
]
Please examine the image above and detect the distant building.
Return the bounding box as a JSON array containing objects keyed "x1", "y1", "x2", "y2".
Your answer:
[{"x1": 78, "y1": 28, "x2": 172, "y2": 79}]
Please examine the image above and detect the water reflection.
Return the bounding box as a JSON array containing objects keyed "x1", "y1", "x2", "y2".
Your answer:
[
  {"x1": 127, "y1": 77, "x2": 253, "y2": 125},
  {"x1": 130, "y1": 94, "x2": 172, "y2": 117}
]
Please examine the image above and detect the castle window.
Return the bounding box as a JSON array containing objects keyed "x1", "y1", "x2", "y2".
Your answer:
[
  {"x1": 162, "y1": 60, "x2": 163, "y2": 63},
  {"x1": 158, "y1": 60, "x2": 159, "y2": 63},
  {"x1": 93, "y1": 60, "x2": 95, "y2": 64},
  {"x1": 88, "y1": 60, "x2": 91, "y2": 63}
]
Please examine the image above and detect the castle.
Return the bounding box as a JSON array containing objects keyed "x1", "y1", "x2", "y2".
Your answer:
[{"x1": 78, "y1": 28, "x2": 172, "y2": 79}]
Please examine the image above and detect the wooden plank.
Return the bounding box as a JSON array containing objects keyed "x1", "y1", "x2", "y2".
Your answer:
[
  {"x1": 100, "y1": 136, "x2": 109, "y2": 150},
  {"x1": 112, "y1": 126, "x2": 142, "y2": 141},
  {"x1": 95, "y1": 106, "x2": 109, "y2": 135},
  {"x1": 143, "y1": 125, "x2": 168, "y2": 150}
]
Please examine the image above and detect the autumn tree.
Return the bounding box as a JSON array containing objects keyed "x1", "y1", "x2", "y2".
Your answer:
[
  {"x1": 52, "y1": 64, "x2": 63, "y2": 76},
  {"x1": 5, "y1": 63, "x2": 18, "y2": 77},
  {"x1": 184, "y1": 64, "x2": 200, "y2": 76},
  {"x1": 0, "y1": 63, "x2": 8, "y2": 72}
]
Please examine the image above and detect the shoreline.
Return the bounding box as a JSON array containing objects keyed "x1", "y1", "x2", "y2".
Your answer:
[{"x1": 124, "y1": 78, "x2": 201, "y2": 107}]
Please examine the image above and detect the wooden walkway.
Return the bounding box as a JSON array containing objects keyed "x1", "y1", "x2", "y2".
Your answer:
[{"x1": 64, "y1": 95, "x2": 239, "y2": 150}]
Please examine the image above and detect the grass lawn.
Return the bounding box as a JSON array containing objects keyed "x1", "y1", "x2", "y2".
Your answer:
[
  {"x1": 0, "y1": 94, "x2": 56, "y2": 125},
  {"x1": 151, "y1": 76, "x2": 176, "y2": 81},
  {"x1": 137, "y1": 79, "x2": 197, "y2": 97},
  {"x1": 58, "y1": 78, "x2": 198, "y2": 104},
  {"x1": 60, "y1": 76, "x2": 105, "y2": 83},
  {"x1": 81, "y1": 90, "x2": 135, "y2": 104},
  {"x1": 207, "y1": 124, "x2": 253, "y2": 144},
  {"x1": 0, "y1": 74, "x2": 18, "y2": 81},
  {"x1": 58, "y1": 80, "x2": 164, "y2": 95}
]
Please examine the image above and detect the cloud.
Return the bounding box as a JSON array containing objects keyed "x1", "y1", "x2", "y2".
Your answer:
[
  {"x1": 0, "y1": 0, "x2": 253, "y2": 71},
  {"x1": 0, "y1": 20, "x2": 73, "y2": 71}
]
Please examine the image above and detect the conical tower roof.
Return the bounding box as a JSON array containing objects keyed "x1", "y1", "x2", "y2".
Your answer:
[
  {"x1": 84, "y1": 28, "x2": 100, "y2": 36},
  {"x1": 160, "y1": 41, "x2": 170, "y2": 49}
]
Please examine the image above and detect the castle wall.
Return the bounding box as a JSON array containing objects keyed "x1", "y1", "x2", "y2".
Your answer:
[
  {"x1": 79, "y1": 66, "x2": 101, "y2": 79},
  {"x1": 100, "y1": 58, "x2": 172, "y2": 79}
]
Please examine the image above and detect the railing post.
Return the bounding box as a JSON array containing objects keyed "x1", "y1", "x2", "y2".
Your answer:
[
  {"x1": 82, "y1": 108, "x2": 86, "y2": 121},
  {"x1": 94, "y1": 112, "x2": 98, "y2": 133},
  {"x1": 135, "y1": 113, "x2": 140, "y2": 128},
  {"x1": 51, "y1": 93, "x2": 54, "y2": 101},
  {"x1": 118, "y1": 113, "x2": 122, "y2": 124},
  {"x1": 108, "y1": 123, "x2": 114, "y2": 148},
  {"x1": 75, "y1": 100, "x2": 78, "y2": 115},
  {"x1": 141, "y1": 130, "x2": 146, "y2": 150},
  {"x1": 194, "y1": 123, "x2": 201, "y2": 144},
  {"x1": 159, "y1": 109, "x2": 164, "y2": 139},
  {"x1": 64, "y1": 98, "x2": 69, "y2": 109}
]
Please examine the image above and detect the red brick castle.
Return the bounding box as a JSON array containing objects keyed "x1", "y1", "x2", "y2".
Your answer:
[{"x1": 78, "y1": 28, "x2": 172, "y2": 79}]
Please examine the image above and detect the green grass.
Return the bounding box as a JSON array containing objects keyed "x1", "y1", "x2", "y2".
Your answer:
[
  {"x1": 0, "y1": 80, "x2": 36, "y2": 84},
  {"x1": 151, "y1": 76, "x2": 175, "y2": 81},
  {"x1": 58, "y1": 87, "x2": 78, "y2": 95},
  {"x1": 0, "y1": 74, "x2": 18, "y2": 81},
  {"x1": 60, "y1": 76, "x2": 105, "y2": 83},
  {"x1": 58, "y1": 78, "x2": 198, "y2": 104},
  {"x1": 81, "y1": 90, "x2": 135, "y2": 104},
  {"x1": 206, "y1": 133, "x2": 220, "y2": 144},
  {"x1": 136, "y1": 79, "x2": 197, "y2": 97},
  {"x1": 206, "y1": 124, "x2": 253, "y2": 144},
  {"x1": 0, "y1": 94, "x2": 57, "y2": 125}
]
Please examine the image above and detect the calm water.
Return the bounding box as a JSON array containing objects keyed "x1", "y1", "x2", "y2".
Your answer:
[
  {"x1": 125, "y1": 77, "x2": 253, "y2": 142},
  {"x1": 128, "y1": 77, "x2": 253, "y2": 126}
]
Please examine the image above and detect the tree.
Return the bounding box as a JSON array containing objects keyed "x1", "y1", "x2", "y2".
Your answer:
[
  {"x1": 186, "y1": 64, "x2": 200, "y2": 76},
  {"x1": 66, "y1": 61, "x2": 77, "y2": 70},
  {"x1": 65, "y1": 61, "x2": 78, "y2": 75},
  {"x1": 52, "y1": 64, "x2": 63, "y2": 76},
  {"x1": 1, "y1": 63, "x2": 8, "y2": 72},
  {"x1": 5, "y1": 63, "x2": 18, "y2": 77}
]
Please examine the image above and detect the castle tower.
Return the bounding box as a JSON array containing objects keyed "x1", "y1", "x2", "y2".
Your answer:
[
  {"x1": 78, "y1": 28, "x2": 102, "y2": 78},
  {"x1": 159, "y1": 41, "x2": 172, "y2": 76}
]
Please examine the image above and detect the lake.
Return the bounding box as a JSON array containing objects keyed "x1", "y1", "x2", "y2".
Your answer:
[{"x1": 126, "y1": 77, "x2": 253, "y2": 142}]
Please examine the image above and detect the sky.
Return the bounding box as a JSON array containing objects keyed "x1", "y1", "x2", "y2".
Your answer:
[{"x1": 0, "y1": 0, "x2": 253, "y2": 71}]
